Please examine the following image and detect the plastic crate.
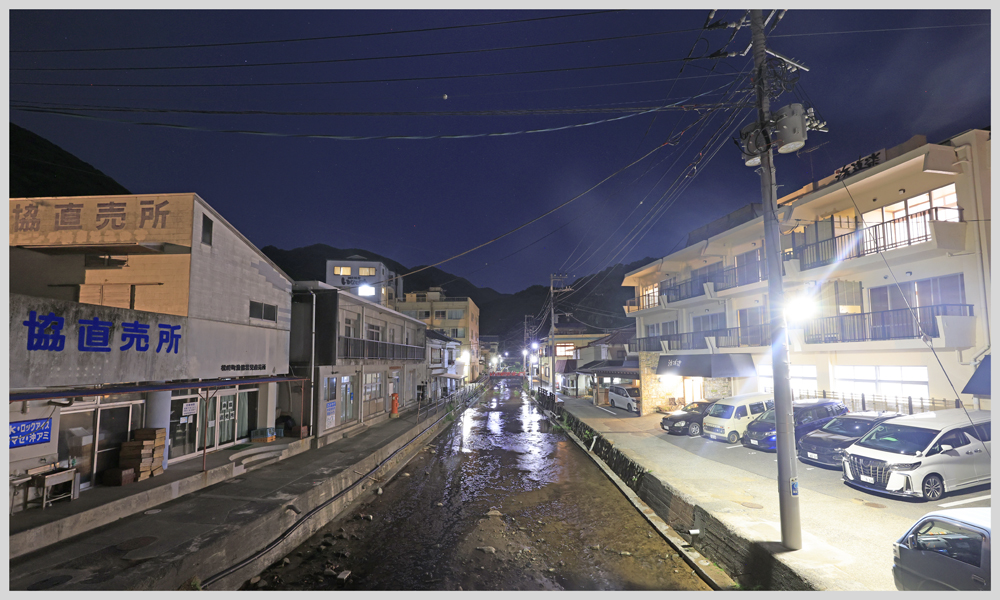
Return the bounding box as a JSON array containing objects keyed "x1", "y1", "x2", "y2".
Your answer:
[{"x1": 250, "y1": 427, "x2": 276, "y2": 443}]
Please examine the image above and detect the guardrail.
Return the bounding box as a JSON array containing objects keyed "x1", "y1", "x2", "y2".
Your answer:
[
  {"x1": 802, "y1": 304, "x2": 973, "y2": 344},
  {"x1": 765, "y1": 387, "x2": 967, "y2": 414}
]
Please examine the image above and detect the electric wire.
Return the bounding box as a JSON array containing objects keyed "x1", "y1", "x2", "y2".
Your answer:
[
  {"x1": 10, "y1": 26, "x2": 709, "y2": 72},
  {"x1": 769, "y1": 22, "x2": 988, "y2": 38},
  {"x1": 10, "y1": 11, "x2": 621, "y2": 53}
]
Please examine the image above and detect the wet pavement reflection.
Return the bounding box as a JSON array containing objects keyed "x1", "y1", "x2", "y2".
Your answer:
[{"x1": 258, "y1": 382, "x2": 712, "y2": 591}]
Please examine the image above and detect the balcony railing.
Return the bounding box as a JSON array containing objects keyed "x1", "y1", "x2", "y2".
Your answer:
[
  {"x1": 793, "y1": 207, "x2": 962, "y2": 271},
  {"x1": 664, "y1": 276, "x2": 713, "y2": 303},
  {"x1": 715, "y1": 324, "x2": 770, "y2": 348},
  {"x1": 338, "y1": 337, "x2": 426, "y2": 360},
  {"x1": 624, "y1": 296, "x2": 659, "y2": 314},
  {"x1": 802, "y1": 304, "x2": 973, "y2": 344},
  {"x1": 713, "y1": 262, "x2": 768, "y2": 292}
]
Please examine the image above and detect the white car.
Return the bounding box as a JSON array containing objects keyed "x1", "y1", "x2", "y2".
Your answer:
[
  {"x1": 893, "y1": 508, "x2": 990, "y2": 590},
  {"x1": 608, "y1": 386, "x2": 640, "y2": 413},
  {"x1": 842, "y1": 409, "x2": 990, "y2": 501}
]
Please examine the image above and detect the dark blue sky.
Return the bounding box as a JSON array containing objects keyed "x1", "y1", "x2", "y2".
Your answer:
[{"x1": 9, "y1": 9, "x2": 990, "y2": 293}]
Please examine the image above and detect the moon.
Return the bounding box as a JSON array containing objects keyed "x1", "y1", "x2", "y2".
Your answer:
[{"x1": 443, "y1": 94, "x2": 448, "y2": 100}]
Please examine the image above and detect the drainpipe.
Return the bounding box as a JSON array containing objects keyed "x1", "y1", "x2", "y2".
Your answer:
[
  {"x1": 308, "y1": 289, "x2": 317, "y2": 438},
  {"x1": 360, "y1": 302, "x2": 365, "y2": 425},
  {"x1": 953, "y1": 143, "x2": 990, "y2": 366}
]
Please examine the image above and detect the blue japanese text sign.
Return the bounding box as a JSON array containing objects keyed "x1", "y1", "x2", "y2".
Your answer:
[{"x1": 10, "y1": 418, "x2": 53, "y2": 449}]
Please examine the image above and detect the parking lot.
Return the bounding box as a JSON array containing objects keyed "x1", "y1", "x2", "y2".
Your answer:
[{"x1": 559, "y1": 395, "x2": 991, "y2": 524}]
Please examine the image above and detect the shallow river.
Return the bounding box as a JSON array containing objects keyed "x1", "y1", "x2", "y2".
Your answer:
[{"x1": 255, "y1": 382, "x2": 712, "y2": 591}]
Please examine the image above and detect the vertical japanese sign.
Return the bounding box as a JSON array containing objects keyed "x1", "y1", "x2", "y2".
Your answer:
[
  {"x1": 10, "y1": 418, "x2": 53, "y2": 449},
  {"x1": 325, "y1": 401, "x2": 337, "y2": 429}
]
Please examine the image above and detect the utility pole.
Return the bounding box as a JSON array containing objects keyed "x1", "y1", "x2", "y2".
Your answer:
[
  {"x1": 548, "y1": 274, "x2": 571, "y2": 396},
  {"x1": 750, "y1": 9, "x2": 801, "y2": 551}
]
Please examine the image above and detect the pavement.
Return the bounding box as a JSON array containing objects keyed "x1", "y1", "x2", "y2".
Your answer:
[
  {"x1": 8, "y1": 397, "x2": 466, "y2": 591},
  {"x1": 549, "y1": 389, "x2": 919, "y2": 591}
]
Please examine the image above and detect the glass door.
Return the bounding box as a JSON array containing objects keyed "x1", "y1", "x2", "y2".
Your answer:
[
  {"x1": 237, "y1": 391, "x2": 258, "y2": 441},
  {"x1": 95, "y1": 407, "x2": 132, "y2": 483},
  {"x1": 341, "y1": 376, "x2": 355, "y2": 423},
  {"x1": 217, "y1": 393, "x2": 236, "y2": 446},
  {"x1": 57, "y1": 410, "x2": 96, "y2": 489},
  {"x1": 198, "y1": 395, "x2": 218, "y2": 451},
  {"x1": 169, "y1": 398, "x2": 199, "y2": 459}
]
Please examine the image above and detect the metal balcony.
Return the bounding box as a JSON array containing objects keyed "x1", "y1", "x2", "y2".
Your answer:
[
  {"x1": 793, "y1": 207, "x2": 962, "y2": 271},
  {"x1": 802, "y1": 304, "x2": 973, "y2": 344},
  {"x1": 338, "y1": 337, "x2": 426, "y2": 360}
]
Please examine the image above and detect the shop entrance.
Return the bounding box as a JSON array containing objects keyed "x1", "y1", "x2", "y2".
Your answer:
[
  {"x1": 340, "y1": 376, "x2": 356, "y2": 424},
  {"x1": 684, "y1": 377, "x2": 704, "y2": 403}
]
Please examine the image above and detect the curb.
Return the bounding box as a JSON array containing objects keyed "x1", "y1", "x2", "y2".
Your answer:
[{"x1": 542, "y1": 407, "x2": 736, "y2": 591}]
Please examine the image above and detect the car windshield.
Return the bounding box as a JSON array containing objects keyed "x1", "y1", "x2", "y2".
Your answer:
[
  {"x1": 821, "y1": 417, "x2": 876, "y2": 436},
  {"x1": 855, "y1": 423, "x2": 938, "y2": 455},
  {"x1": 756, "y1": 409, "x2": 776, "y2": 424},
  {"x1": 707, "y1": 403, "x2": 734, "y2": 419},
  {"x1": 681, "y1": 402, "x2": 704, "y2": 412}
]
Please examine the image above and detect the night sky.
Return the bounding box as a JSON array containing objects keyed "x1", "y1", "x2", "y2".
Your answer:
[{"x1": 8, "y1": 8, "x2": 990, "y2": 293}]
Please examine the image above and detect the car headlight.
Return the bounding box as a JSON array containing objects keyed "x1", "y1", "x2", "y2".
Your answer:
[
  {"x1": 889, "y1": 462, "x2": 921, "y2": 471},
  {"x1": 675, "y1": 421, "x2": 686, "y2": 427}
]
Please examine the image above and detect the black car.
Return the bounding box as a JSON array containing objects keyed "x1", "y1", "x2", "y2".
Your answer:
[
  {"x1": 742, "y1": 399, "x2": 849, "y2": 451},
  {"x1": 797, "y1": 411, "x2": 903, "y2": 467},
  {"x1": 660, "y1": 400, "x2": 718, "y2": 436}
]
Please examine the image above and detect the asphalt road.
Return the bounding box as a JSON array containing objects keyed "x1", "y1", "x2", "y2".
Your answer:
[{"x1": 560, "y1": 395, "x2": 991, "y2": 523}]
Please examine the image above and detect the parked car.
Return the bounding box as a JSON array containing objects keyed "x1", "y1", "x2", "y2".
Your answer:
[
  {"x1": 797, "y1": 411, "x2": 903, "y2": 467},
  {"x1": 608, "y1": 386, "x2": 641, "y2": 413},
  {"x1": 660, "y1": 400, "x2": 718, "y2": 436},
  {"x1": 742, "y1": 399, "x2": 849, "y2": 451},
  {"x1": 701, "y1": 393, "x2": 774, "y2": 444},
  {"x1": 842, "y1": 409, "x2": 991, "y2": 501},
  {"x1": 893, "y1": 507, "x2": 990, "y2": 590}
]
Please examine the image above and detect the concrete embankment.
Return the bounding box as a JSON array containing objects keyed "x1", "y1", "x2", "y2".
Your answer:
[{"x1": 9, "y1": 396, "x2": 479, "y2": 591}]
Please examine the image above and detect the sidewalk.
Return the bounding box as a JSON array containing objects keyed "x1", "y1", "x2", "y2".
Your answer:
[
  {"x1": 551, "y1": 391, "x2": 909, "y2": 591},
  {"x1": 8, "y1": 398, "x2": 469, "y2": 591}
]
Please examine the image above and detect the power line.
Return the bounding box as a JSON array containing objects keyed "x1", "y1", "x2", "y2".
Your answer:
[
  {"x1": 10, "y1": 55, "x2": 704, "y2": 89},
  {"x1": 10, "y1": 26, "x2": 707, "y2": 72},
  {"x1": 10, "y1": 11, "x2": 620, "y2": 53},
  {"x1": 769, "y1": 22, "x2": 988, "y2": 38}
]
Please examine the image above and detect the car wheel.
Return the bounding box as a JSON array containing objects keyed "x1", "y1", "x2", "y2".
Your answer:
[
  {"x1": 610, "y1": 399, "x2": 616, "y2": 408},
  {"x1": 688, "y1": 422, "x2": 701, "y2": 436},
  {"x1": 922, "y1": 474, "x2": 945, "y2": 501},
  {"x1": 727, "y1": 430, "x2": 741, "y2": 444},
  {"x1": 627, "y1": 403, "x2": 633, "y2": 412}
]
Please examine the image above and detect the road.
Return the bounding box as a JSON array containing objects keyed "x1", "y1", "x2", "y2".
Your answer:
[{"x1": 560, "y1": 394, "x2": 991, "y2": 523}]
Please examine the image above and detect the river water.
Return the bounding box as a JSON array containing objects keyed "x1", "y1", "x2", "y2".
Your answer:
[{"x1": 256, "y1": 381, "x2": 711, "y2": 591}]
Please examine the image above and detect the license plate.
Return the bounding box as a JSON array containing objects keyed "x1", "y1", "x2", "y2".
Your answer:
[
  {"x1": 750, "y1": 439, "x2": 759, "y2": 445},
  {"x1": 709, "y1": 434, "x2": 717, "y2": 439},
  {"x1": 807, "y1": 452, "x2": 818, "y2": 460},
  {"x1": 860, "y1": 474, "x2": 874, "y2": 484}
]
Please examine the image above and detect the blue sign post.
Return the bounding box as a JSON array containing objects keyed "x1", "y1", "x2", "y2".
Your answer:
[{"x1": 10, "y1": 418, "x2": 53, "y2": 448}]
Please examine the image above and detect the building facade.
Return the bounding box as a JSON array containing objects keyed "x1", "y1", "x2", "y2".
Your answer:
[
  {"x1": 426, "y1": 330, "x2": 463, "y2": 399},
  {"x1": 9, "y1": 193, "x2": 293, "y2": 504},
  {"x1": 623, "y1": 129, "x2": 991, "y2": 415},
  {"x1": 538, "y1": 320, "x2": 607, "y2": 395},
  {"x1": 396, "y1": 287, "x2": 481, "y2": 380},
  {"x1": 290, "y1": 282, "x2": 427, "y2": 444},
  {"x1": 325, "y1": 255, "x2": 403, "y2": 307}
]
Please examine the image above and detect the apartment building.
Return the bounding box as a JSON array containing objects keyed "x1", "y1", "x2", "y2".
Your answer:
[
  {"x1": 623, "y1": 129, "x2": 990, "y2": 416},
  {"x1": 426, "y1": 329, "x2": 463, "y2": 399},
  {"x1": 325, "y1": 255, "x2": 403, "y2": 307},
  {"x1": 9, "y1": 193, "x2": 294, "y2": 504},
  {"x1": 396, "y1": 287, "x2": 481, "y2": 380},
  {"x1": 289, "y1": 282, "x2": 427, "y2": 444}
]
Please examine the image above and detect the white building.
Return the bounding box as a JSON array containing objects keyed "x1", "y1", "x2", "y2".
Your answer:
[
  {"x1": 623, "y1": 129, "x2": 990, "y2": 415},
  {"x1": 426, "y1": 329, "x2": 463, "y2": 399},
  {"x1": 325, "y1": 255, "x2": 403, "y2": 307},
  {"x1": 9, "y1": 193, "x2": 294, "y2": 504}
]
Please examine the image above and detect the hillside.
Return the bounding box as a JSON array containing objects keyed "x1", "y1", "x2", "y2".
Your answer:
[{"x1": 9, "y1": 122, "x2": 131, "y2": 198}]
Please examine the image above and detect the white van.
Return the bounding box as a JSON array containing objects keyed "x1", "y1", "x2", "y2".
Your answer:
[
  {"x1": 701, "y1": 392, "x2": 774, "y2": 444},
  {"x1": 843, "y1": 409, "x2": 991, "y2": 501},
  {"x1": 608, "y1": 386, "x2": 640, "y2": 413}
]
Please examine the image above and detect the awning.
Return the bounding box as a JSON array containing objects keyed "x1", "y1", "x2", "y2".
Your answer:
[
  {"x1": 657, "y1": 354, "x2": 757, "y2": 378},
  {"x1": 962, "y1": 355, "x2": 991, "y2": 396},
  {"x1": 9, "y1": 375, "x2": 308, "y2": 403}
]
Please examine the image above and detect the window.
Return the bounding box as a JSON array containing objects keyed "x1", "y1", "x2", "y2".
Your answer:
[
  {"x1": 432, "y1": 348, "x2": 442, "y2": 364},
  {"x1": 359, "y1": 267, "x2": 376, "y2": 276},
  {"x1": 343, "y1": 314, "x2": 358, "y2": 338},
  {"x1": 402, "y1": 310, "x2": 418, "y2": 319},
  {"x1": 759, "y1": 364, "x2": 817, "y2": 394},
  {"x1": 366, "y1": 323, "x2": 382, "y2": 341},
  {"x1": 834, "y1": 365, "x2": 929, "y2": 400},
  {"x1": 646, "y1": 322, "x2": 661, "y2": 337},
  {"x1": 435, "y1": 310, "x2": 447, "y2": 319},
  {"x1": 416, "y1": 294, "x2": 426, "y2": 302},
  {"x1": 449, "y1": 328, "x2": 465, "y2": 339},
  {"x1": 363, "y1": 372, "x2": 383, "y2": 402},
  {"x1": 692, "y1": 312, "x2": 726, "y2": 332},
  {"x1": 912, "y1": 519, "x2": 984, "y2": 568},
  {"x1": 201, "y1": 215, "x2": 213, "y2": 245},
  {"x1": 734, "y1": 406, "x2": 748, "y2": 419},
  {"x1": 556, "y1": 343, "x2": 575, "y2": 358},
  {"x1": 250, "y1": 301, "x2": 277, "y2": 322},
  {"x1": 735, "y1": 248, "x2": 765, "y2": 285},
  {"x1": 640, "y1": 283, "x2": 659, "y2": 310},
  {"x1": 333, "y1": 266, "x2": 352, "y2": 276},
  {"x1": 869, "y1": 273, "x2": 966, "y2": 313},
  {"x1": 418, "y1": 310, "x2": 431, "y2": 319},
  {"x1": 447, "y1": 309, "x2": 464, "y2": 320}
]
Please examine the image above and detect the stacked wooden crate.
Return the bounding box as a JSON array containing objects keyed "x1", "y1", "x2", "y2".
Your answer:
[{"x1": 120, "y1": 428, "x2": 166, "y2": 480}]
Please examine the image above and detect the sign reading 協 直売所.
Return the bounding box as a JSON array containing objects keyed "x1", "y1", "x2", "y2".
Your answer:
[{"x1": 10, "y1": 418, "x2": 53, "y2": 449}]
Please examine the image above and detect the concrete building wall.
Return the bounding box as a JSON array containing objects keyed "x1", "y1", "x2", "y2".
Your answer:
[{"x1": 9, "y1": 248, "x2": 85, "y2": 302}]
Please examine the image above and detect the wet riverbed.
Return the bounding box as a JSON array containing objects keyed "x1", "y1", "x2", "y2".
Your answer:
[{"x1": 254, "y1": 382, "x2": 711, "y2": 591}]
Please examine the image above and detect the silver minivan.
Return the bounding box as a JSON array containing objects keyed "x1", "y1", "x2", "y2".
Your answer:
[
  {"x1": 608, "y1": 386, "x2": 640, "y2": 413},
  {"x1": 893, "y1": 508, "x2": 990, "y2": 590}
]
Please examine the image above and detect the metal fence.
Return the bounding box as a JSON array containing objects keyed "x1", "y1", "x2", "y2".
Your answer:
[
  {"x1": 338, "y1": 337, "x2": 426, "y2": 361},
  {"x1": 802, "y1": 304, "x2": 973, "y2": 344},
  {"x1": 765, "y1": 387, "x2": 973, "y2": 415}
]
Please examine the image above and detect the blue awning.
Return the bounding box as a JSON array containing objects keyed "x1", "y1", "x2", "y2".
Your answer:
[
  {"x1": 962, "y1": 355, "x2": 991, "y2": 396},
  {"x1": 9, "y1": 375, "x2": 307, "y2": 403}
]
